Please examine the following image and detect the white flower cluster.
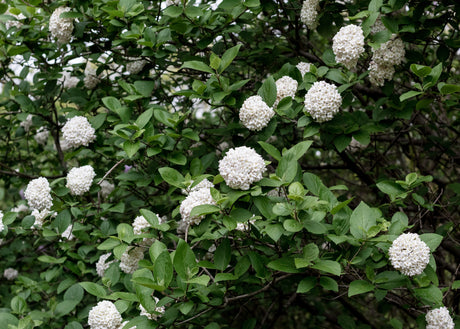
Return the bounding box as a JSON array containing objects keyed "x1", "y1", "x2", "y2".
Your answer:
[
  {"x1": 3, "y1": 268, "x2": 18, "y2": 281},
  {"x1": 0, "y1": 211, "x2": 4, "y2": 232},
  {"x1": 84, "y1": 62, "x2": 101, "y2": 89},
  {"x1": 100, "y1": 180, "x2": 115, "y2": 198},
  {"x1": 49, "y1": 7, "x2": 74, "y2": 44},
  {"x1": 235, "y1": 217, "x2": 256, "y2": 231},
  {"x1": 25, "y1": 177, "x2": 53, "y2": 211},
  {"x1": 11, "y1": 204, "x2": 29, "y2": 214},
  {"x1": 119, "y1": 246, "x2": 144, "y2": 274},
  {"x1": 61, "y1": 71, "x2": 79, "y2": 89},
  {"x1": 296, "y1": 62, "x2": 311, "y2": 77},
  {"x1": 88, "y1": 300, "x2": 123, "y2": 329},
  {"x1": 62, "y1": 116, "x2": 96, "y2": 148},
  {"x1": 126, "y1": 59, "x2": 147, "y2": 75},
  {"x1": 34, "y1": 127, "x2": 49, "y2": 145},
  {"x1": 425, "y1": 307, "x2": 455, "y2": 329},
  {"x1": 139, "y1": 297, "x2": 165, "y2": 320},
  {"x1": 239, "y1": 95, "x2": 274, "y2": 131},
  {"x1": 182, "y1": 179, "x2": 214, "y2": 195},
  {"x1": 388, "y1": 233, "x2": 430, "y2": 276},
  {"x1": 304, "y1": 81, "x2": 342, "y2": 122},
  {"x1": 96, "y1": 253, "x2": 115, "y2": 277},
  {"x1": 66, "y1": 165, "x2": 96, "y2": 195},
  {"x1": 180, "y1": 187, "x2": 216, "y2": 225},
  {"x1": 5, "y1": 9, "x2": 26, "y2": 30},
  {"x1": 368, "y1": 35, "x2": 405, "y2": 86},
  {"x1": 133, "y1": 215, "x2": 152, "y2": 235},
  {"x1": 218, "y1": 146, "x2": 266, "y2": 190},
  {"x1": 274, "y1": 76, "x2": 298, "y2": 107},
  {"x1": 61, "y1": 225, "x2": 75, "y2": 240},
  {"x1": 300, "y1": 0, "x2": 320, "y2": 30},
  {"x1": 31, "y1": 209, "x2": 54, "y2": 228},
  {"x1": 371, "y1": 18, "x2": 386, "y2": 34},
  {"x1": 20, "y1": 115, "x2": 33, "y2": 132},
  {"x1": 332, "y1": 25, "x2": 365, "y2": 70}
]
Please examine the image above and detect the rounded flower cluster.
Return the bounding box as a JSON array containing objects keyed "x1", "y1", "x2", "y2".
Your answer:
[
  {"x1": 274, "y1": 76, "x2": 298, "y2": 107},
  {"x1": 182, "y1": 179, "x2": 214, "y2": 195},
  {"x1": 304, "y1": 81, "x2": 342, "y2": 122},
  {"x1": 88, "y1": 300, "x2": 122, "y2": 329},
  {"x1": 388, "y1": 233, "x2": 430, "y2": 276},
  {"x1": 20, "y1": 114, "x2": 33, "y2": 132},
  {"x1": 62, "y1": 116, "x2": 96, "y2": 148},
  {"x1": 0, "y1": 210, "x2": 4, "y2": 232},
  {"x1": 425, "y1": 307, "x2": 455, "y2": 329},
  {"x1": 3, "y1": 268, "x2": 18, "y2": 281},
  {"x1": 239, "y1": 96, "x2": 274, "y2": 131},
  {"x1": 34, "y1": 127, "x2": 49, "y2": 145},
  {"x1": 84, "y1": 62, "x2": 101, "y2": 89},
  {"x1": 100, "y1": 180, "x2": 115, "y2": 198},
  {"x1": 296, "y1": 62, "x2": 311, "y2": 77},
  {"x1": 180, "y1": 187, "x2": 216, "y2": 225},
  {"x1": 300, "y1": 0, "x2": 320, "y2": 30},
  {"x1": 61, "y1": 71, "x2": 79, "y2": 89},
  {"x1": 31, "y1": 209, "x2": 54, "y2": 228},
  {"x1": 133, "y1": 215, "x2": 152, "y2": 235},
  {"x1": 25, "y1": 177, "x2": 53, "y2": 211},
  {"x1": 126, "y1": 59, "x2": 147, "y2": 75},
  {"x1": 5, "y1": 9, "x2": 26, "y2": 30},
  {"x1": 96, "y1": 253, "x2": 115, "y2": 277},
  {"x1": 218, "y1": 146, "x2": 266, "y2": 190},
  {"x1": 119, "y1": 246, "x2": 144, "y2": 274},
  {"x1": 139, "y1": 297, "x2": 165, "y2": 320},
  {"x1": 371, "y1": 18, "x2": 386, "y2": 34},
  {"x1": 368, "y1": 35, "x2": 405, "y2": 86},
  {"x1": 66, "y1": 165, "x2": 96, "y2": 196},
  {"x1": 368, "y1": 60, "x2": 395, "y2": 87},
  {"x1": 332, "y1": 25, "x2": 365, "y2": 70},
  {"x1": 49, "y1": 7, "x2": 74, "y2": 44}
]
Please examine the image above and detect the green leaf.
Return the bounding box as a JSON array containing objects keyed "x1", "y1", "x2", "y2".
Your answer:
[
  {"x1": 348, "y1": 280, "x2": 374, "y2": 297},
  {"x1": 312, "y1": 260, "x2": 341, "y2": 276},
  {"x1": 284, "y1": 140, "x2": 313, "y2": 161},
  {"x1": 218, "y1": 44, "x2": 242, "y2": 73},
  {"x1": 267, "y1": 257, "x2": 301, "y2": 273},
  {"x1": 186, "y1": 275, "x2": 210, "y2": 286},
  {"x1": 102, "y1": 96, "x2": 121, "y2": 112},
  {"x1": 258, "y1": 76, "x2": 277, "y2": 107},
  {"x1": 37, "y1": 255, "x2": 67, "y2": 264},
  {"x1": 123, "y1": 140, "x2": 140, "y2": 158},
  {"x1": 264, "y1": 223, "x2": 284, "y2": 242},
  {"x1": 163, "y1": 5, "x2": 182, "y2": 17},
  {"x1": 297, "y1": 277, "x2": 316, "y2": 293},
  {"x1": 174, "y1": 240, "x2": 197, "y2": 280},
  {"x1": 319, "y1": 277, "x2": 338, "y2": 292},
  {"x1": 303, "y1": 243, "x2": 319, "y2": 262},
  {"x1": 159, "y1": 167, "x2": 185, "y2": 188},
  {"x1": 55, "y1": 300, "x2": 79, "y2": 317},
  {"x1": 438, "y1": 83, "x2": 460, "y2": 95},
  {"x1": 153, "y1": 251, "x2": 173, "y2": 290},
  {"x1": 349, "y1": 201, "x2": 380, "y2": 239},
  {"x1": 189, "y1": 204, "x2": 220, "y2": 219},
  {"x1": 276, "y1": 153, "x2": 298, "y2": 184},
  {"x1": 420, "y1": 233, "x2": 443, "y2": 252},
  {"x1": 135, "y1": 109, "x2": 153, "y2": 129},
  {"x1": 215, "y1": 273, "x2": 238, "y2": 282},
  {"x1": 399, "y1": 91, "x2": 422, "y2": 102},
  {"x1": 79, "y1": 282, "x2": 107, "y2": 297},
  {"x1": 214, "y1": 239, "x2": 231, "y2": 271},
  {"x1": 283, "y1": 219, "x2": 303, "y2": 232},
  {"x1": 55, "y1": 209, "x2": 71, "y2": 234},
  {"x1": 180, "y1": 61, "x2": 214, "y2": 74},
  {"x1": 0, "y1": 313, "x2": 18, "y2": 327},
  {"x1": 376, "y1": 180, "x2": 406, "y2": 199},
  {"x1": 139, "y1": 209, "x2": 159, "y2": 227},
  {"x1": 334, "y1": 135, "x2": 351, "y2": 152},
  {"x1": 97, "y1": 238, "x2": 121, "y2": 250},
  {"x1": 410, "y1": 64, "x2": 432, "y2": 78},
  {"x1": 413, "y1": 285, "x2": 443, "y2": 307},
  {"x1": 11, "y1": 296, "x2": 26, "y2": 314},
  {"x1": 134, "y1": 81, "x2": 155, "y2": 97},
  {"x1": 117, "y1": 223, "x2": 134, "y2": 242},
  {"x1": 258, "y1": 141, "x2": 281, "y2": 161}
]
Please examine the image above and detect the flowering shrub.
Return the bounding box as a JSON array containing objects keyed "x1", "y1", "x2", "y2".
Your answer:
[{"x1": 0, "y1": 0, "x2": 459, "y2": 328}]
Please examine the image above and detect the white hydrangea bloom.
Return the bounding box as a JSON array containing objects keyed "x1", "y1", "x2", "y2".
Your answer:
[
  {"x1": 20, "y1": 115, "x2": 33, "y2": 132},
  {"x1": 96, "y1": 253, "x2": 115, "y2": 277},
  {"x1": 139, "y1": 297, "x2": 165, "y2": 320},
  {"x1": 34, "y1": 127, "x2": 49, "y2": 145},
  {"x1": 371, "y1": 18, "x2": 386, "y2": 34},
  {"x1": 58, "y1": 137, "x2": 73, "y2": 152},
  {"x1": 304, "y1": 81, "x2": 342, "y2": 122},
  {"x1": 0, "y1": 211, "x2": 4, "y2": 232},
  {"x1": 11, "y1": 204, "x2": 29, "y2": 213},
  {"x1": 25, "y1": 177, "x2": 53, "y2": 211},
  {"x1": 31, "y1": 209, "x2": 55, "y2": 228},
  {"x1": 425, "y1": 307, "x2": 455, "y2": 329},
  {"x1": 368, "y1": 61, "x2": 395, "y2": 87},
  {"x1": 300, "y1": 0, "x2": 320, "y2": 30},
  {"x1": 100, "y1": 180, "x2": 115, "y2": 198},
  {"x1": 332, "y1": 25, "x2": 365, "y2": 70},
  {"x1": 133, "y1": 215, "x2": 152, "y2": 235},
  {"x1": 62, "y1": 116, "x2": 96, "y2": 148},
  {"x1": 3, "y1": 268, "x2": 18, "y2": 280},
  {"x1": 61, "y1": 71, "x2": 79, "y2": 89},
  {"x1": 119, "y1": 246, "x2": 144, "y2": 274},
  {"x1": 296, "y1": 62, "x2": 311, "y2": 77},
  {"x1": 182, "y1": 179, "x2": 214, "y2": 195},
  {"x1": 84, "y1": 62, "x2": 101, "y2": 89},
  {"x1": 239, "y1": 95, "x2": 274, "y2": 131},
  {"x1": 388, "y1": 233, "x2": 430, "y2": 276},
  {"x1": 372, "y1": 36, "x2": 405, "y2": 66},
  {"x1": 88, "y1": 300, "x2": 123, "y2": 329},
  {"x1": 218, "y1": 146, "x2": 266, "y2": 190},
  {"x1": 235, "y1": 217, "x2": 256, "y2": 231},
  {"x1": 66, "y1": 165, "x2": 96, "y2": 196},
  {"x1": 5, "y1": 9, "x2": 26, "y2": 30},
  {"x1": 61, "y1": 225, "x2": 75, "y2": 240},
  {"x1": 126, "y1": 59, "x2": 147, "y2": 75},
  {"x1": 180, "y1": 187, "x2": 217, "y2": 225},
  {"x1": 274, "y1": 76, "x2": 298, "y2": 107},
  {"x1": 49, "y1": 7, "x2": 74, "y2": 44}
]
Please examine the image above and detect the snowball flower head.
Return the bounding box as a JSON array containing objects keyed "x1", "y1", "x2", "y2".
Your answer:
[
  {"x1": 62, "y1": 116, "x2": 96, "y2": 148},
  {"x1": 84, "y1": 62, "x2": 101, "y2": 89},
  {"x1": 219, "y1": 146, "x2": 266, "y2": 190},
  {"x1": 88, "y1": 300, "x2": 122, "y2": 329},
  {"x1": 100, "y1": 180, "x2": 115, "y2": 198},
  {"x1": 49, "y1": 7, "x2": 74, "y2": 44},
  {"x1": 25, "y1": 177, "x2": 53, "y2": 211},
  {"x1": 140, "y1": 297, "x2": 165, "y2": 320},
  {"x1": 239, "y1": 96, "x2": 274, "y2": 131},
  {"x1": 372, "y1": 36, "x2": 405, "y2": 66},
  {"x1": 332, "y1": 25, "x2": 365, "y2": 70},
  {"x1": 300, "y1": 0, "x2": 320, "y2": 29},
  {"x1": 133, "y1": 215, "x2": 153, "y2": 235},
  {"x1": 297, "y1": 62, "x2": 311, "y2": 77},
  {"x1": 126, "y1": 59, "x2": 147, "y2": 75},
  {"x1": 66, "y1": 165, "x2": 96, "y2": 196},
  {"x1": 119, "y1": 246, "x2": 144, "y2": 274},
  {"x1": 388, "y1": 233, "x2": 430, "y2": 276},
  {"x1": 304, "y1": 81, "x2": 342, "y2": 122},
  {"x1": 368, "y1": 61, "x2": 395, "y2": 87},
  {"x1": 274, "y1": 76, "x2": 298, "y2": 107},
  {"x1": 182, "y1": 179, "x2": 214, "y2": 195},
  {"x1": 180, "y1": 187, "x2": 216, "y2": 225},
  {"x1": 4, "y1": 268, "x2": 18, "y2": 280},
  {"x1": 20, "y1": 115, "x2": 33, "y2": 132},
  {"x1": 96, "y1": 253, "x2": 115, "y2": 277},
  {"x1": 34, "y1": 127, "x2": 49, "y2": 145},
  {"x1": 31, "y1": 209, "x2": 53, "y2": 228},
  {"x1": 425, "y1": 307, "x2": 454, "y2": 329}
]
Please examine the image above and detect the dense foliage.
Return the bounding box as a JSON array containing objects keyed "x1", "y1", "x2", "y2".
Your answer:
[{"x1": 0, "y1": 0, "x2": 459, "y2": 328}]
